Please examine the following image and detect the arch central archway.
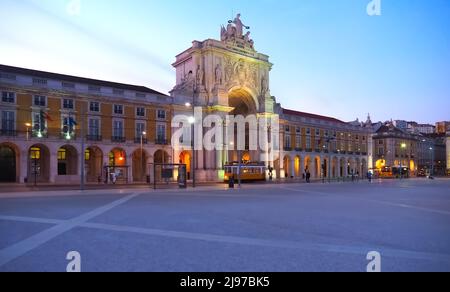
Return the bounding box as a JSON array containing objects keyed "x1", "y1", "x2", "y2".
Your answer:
[{"x1": 228, "y1": 87, "x2": 258, "y2": 116}]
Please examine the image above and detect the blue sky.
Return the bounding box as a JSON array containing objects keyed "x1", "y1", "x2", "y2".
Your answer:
[{"x1": 1, "y1": 0, "x2": 449, "y2": 124}]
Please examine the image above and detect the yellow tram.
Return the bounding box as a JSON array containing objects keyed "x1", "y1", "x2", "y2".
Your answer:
[{"x1": 224, "y1": 162, "x2": 267, "y2": 182}]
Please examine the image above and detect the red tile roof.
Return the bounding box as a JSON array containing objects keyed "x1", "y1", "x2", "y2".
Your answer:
[
  {"x1": 0, "y1": 64, "x2": 168, "y2": 96},
  {"x1": 282, "y1": 108, "x2": 346, "y2": 124}
]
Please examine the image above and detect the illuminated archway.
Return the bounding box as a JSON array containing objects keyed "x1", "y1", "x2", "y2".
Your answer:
[
  {"x1": 179, "y1": 151, "x2": 192, "y2": 179},
  {"x1": 314, "y1": 156, "x2": 321, "y2": 178},
  {"x1": 283, "y1": 155, "x2": 292, "y2": 178},
  {"x1": 57, "y1": 145, "x2": 78, "y2": 176},
  {"x1": 86, "y1": 146, "x2": 103, "y2": 182},
  {"x1": 294, "y1": 156, "x2": 301, "y2": 177},
  {"x1": 109, "y1": 148, "x2": 126, "y2": 166},
  {"x1": 132, "y1": 149, "x2": 149, "y2": 182},
  {"x1": 28, "y1": 144, "x2": 50, "y2": 183}
]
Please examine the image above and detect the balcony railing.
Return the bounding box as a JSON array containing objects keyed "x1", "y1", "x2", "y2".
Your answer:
[
  {"x1": 86, "y1": 135, "x2": 102, "y2": 142},
  {"x1": 31, "y1": 131, "x2": 48, "y2": 138},
  {"x1": 60, "y1": 133, "x2": 76, "y2": 140},
  {"x1": 155, "y1": 138, "x2": 168, "y2": 145},
  {"x1": 295, "y1": 148, "x2": 303, "y2": 152},
  {"x1": 111, "y1": 136, "x2": 126, "y2": 143},
  {"x1": 134, "y1": 137, "x2": 148, "y2": 144},
  {"x1": 284, "y1": 147, "x2": 292, "y2": 151},
  {"x1": 0, "y1": 129, "x2": 17, "y2": 137},
  {"x1": 305, "y1": 148, "x2": 312, "y2": 153},
  {"x1": 315, "y1": 149, "x2": 321, "y2": 153}
]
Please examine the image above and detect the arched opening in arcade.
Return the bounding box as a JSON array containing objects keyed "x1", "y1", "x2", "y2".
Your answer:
[
  {"x1": 28, "y1": 144, "x2": 50, "y2": 183},
  {"x1": 294, "y1": 156, "x2": 301, "y2": 178},
  {"x1": 314, "y1": 156, "x2": 321, "y2": 178},
  {"x1": 304, "y1": 156, "x2": 311, "y2": 175},
  {"x1": 340, "y1": 157, "x2": 346, "y2": 177},
  {"x1": 132, "y1": 148, "x2": 149, "y2": 182},
  {"x1": 283, "y1": 155, "x2": 292, "y2": 178},
  {"x1": 0, "y1": 143, "x2": 19, "y2": 183},
  {"x1": 85, "y1": 146, "x2": 103, "y2": 182},
  {"x1": 332, "y1": 157, "x2": 338, "y2": 178},
  {"x1": 107, "y1": 148, "x2": 128, "y2": 183},
  {"x1": 57, "y1": 145, "x2": 78, "y2": 176},
  {"x1": 179, "y1": 151, "x2": 192, "y2": 180}
]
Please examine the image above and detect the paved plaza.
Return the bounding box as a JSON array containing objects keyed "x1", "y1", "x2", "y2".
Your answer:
[{"x1": 0, "y1": 179, "x2": 449, "y2": 272}]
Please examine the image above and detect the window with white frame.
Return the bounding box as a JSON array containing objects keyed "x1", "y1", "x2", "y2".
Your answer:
[
  {"x1": 113, "y1": 120, "x2": 124, "y2": 138},
  {"x1": 63, "y1": 98, "x2": 74, "y2": 110},
  {"x1": 136, "y1": 122, "x2": 145, "y2": 138},
  {"x1": 284, "y1": 135, "x2": 291, "y2": 149},
  {"x1": 32, "y1": 78, "x2": 47, "y2": 86},
  {"x1": 1, "y1": 111, "x2": 15, "y2": 132},
  {"x1": 113, "y1": 104, "x2": 124, "y2": 115},
  {"x1": 295, "y1": 135, "x2": 301, "y2": 149},
  {"x1": 136, "y1": 107, "x2": 145, "y2": 117},
  {"x1": 33, "y1": 95, "x2": 47, "y2": 107},
  {"x1": 306, "y1": 136, "x2": 311, "y2": 149},
  {"x1": 88, "y1": 118, "x2": 100, "y2": 137},
  {"x1": 89, "y1": 101, "x2": 100, "y2": 112},
  {"x1": 1, "y1": 91, "x2": 15, "y2": 103},
  {"x1": 157, "y1": 109, "x2": 166, "y2": 120},
  {"x1": 157, "y1": 124, "x2": 166, "y2": 141}
]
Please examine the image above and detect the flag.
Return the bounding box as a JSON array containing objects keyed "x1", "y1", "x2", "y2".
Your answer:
[
  {"x1": 39, "y1": 110, "x2": 53, "y2": 122},
  {"x1": 69, "y1": 117, "x2": 78, "y2": 126}
]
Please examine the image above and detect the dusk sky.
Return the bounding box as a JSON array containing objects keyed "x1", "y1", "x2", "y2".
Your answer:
[{"x1": 1, "y1": 0, "x2": 449, "y2": 124}]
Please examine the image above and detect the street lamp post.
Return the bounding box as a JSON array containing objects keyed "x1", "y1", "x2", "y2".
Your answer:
[
  {"x1": 430, "y1": 147, "x2": 434, "y2": 177},
  {"x1": 188, "y1": 115, "x2": 196, "y2": 188},
  {"x1": 400, "y1": 143, "x2": 407, "y2": 179},
  {"x1": 25, "y1": 123, "x2": 31, "y2": 141},
  {"x1": 141, "y1": 131, "x2": 146, "y2": 182}
]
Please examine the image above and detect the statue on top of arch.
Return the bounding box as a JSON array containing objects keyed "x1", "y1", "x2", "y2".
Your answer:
[{"x1": 221, "y1": 13, "x2": 255, "y2": 50}]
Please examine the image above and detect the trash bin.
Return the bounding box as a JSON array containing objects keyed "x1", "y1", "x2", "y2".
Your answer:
[{"x1": 229, "y1": 176, "x2": 235, "y2": 189}]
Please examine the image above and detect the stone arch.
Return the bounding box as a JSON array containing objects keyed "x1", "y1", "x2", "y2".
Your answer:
[
  {"x1": 109, "y1": 148, "x2": 127, "y2": 166},
  {"x1": 0, "y1": 142, "x2": 20, "y2": 183},
  {"x1": 362, "y1": 158, "x2": 367, "y2": 176},
  {"x1": 314, "y1": 156, "x2": 321, "y2": 178},
  {"x1": 57, "y1": 145, "x2": 78, "y2": 176},
  {"x1": 86, "y1": 146, "x2": 103, "y2": 182},
  {"x1": 228, "y1": 86, "x2": 259, "y2": 115},
  {"x1": 304, "y1": 156, "x2": 312, "y2": 174},
  {"x1": 332, "y1": 157, "x2": 338, "y2": 178},
  {"x1": 347, "y1": 158, "x2": 354, "y2": 176},
  {"x1": 179, "y1": 151, "x2": 192, "y2": 180},
  {"x1": 355, "y1": 158, "x2": 361, "y2": 177},
  {"x1": 294, "y1": 155, "x2": 302, "y2": 178},
  {"x1": 340, "y1": 157, "x2": 346, "y2": 177},
  {"x1": 283, "y1": 155, "x2": 292, "y2": 178},
  {"x1": 28, "y1": 144, "x2": 50, "y2": 183},
  {"x1": 154, "y1": 149, "x2": 170, "y2": 164},
  {"x1": 132, "y1": 148, "x2": 149, "y2": 182}
]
